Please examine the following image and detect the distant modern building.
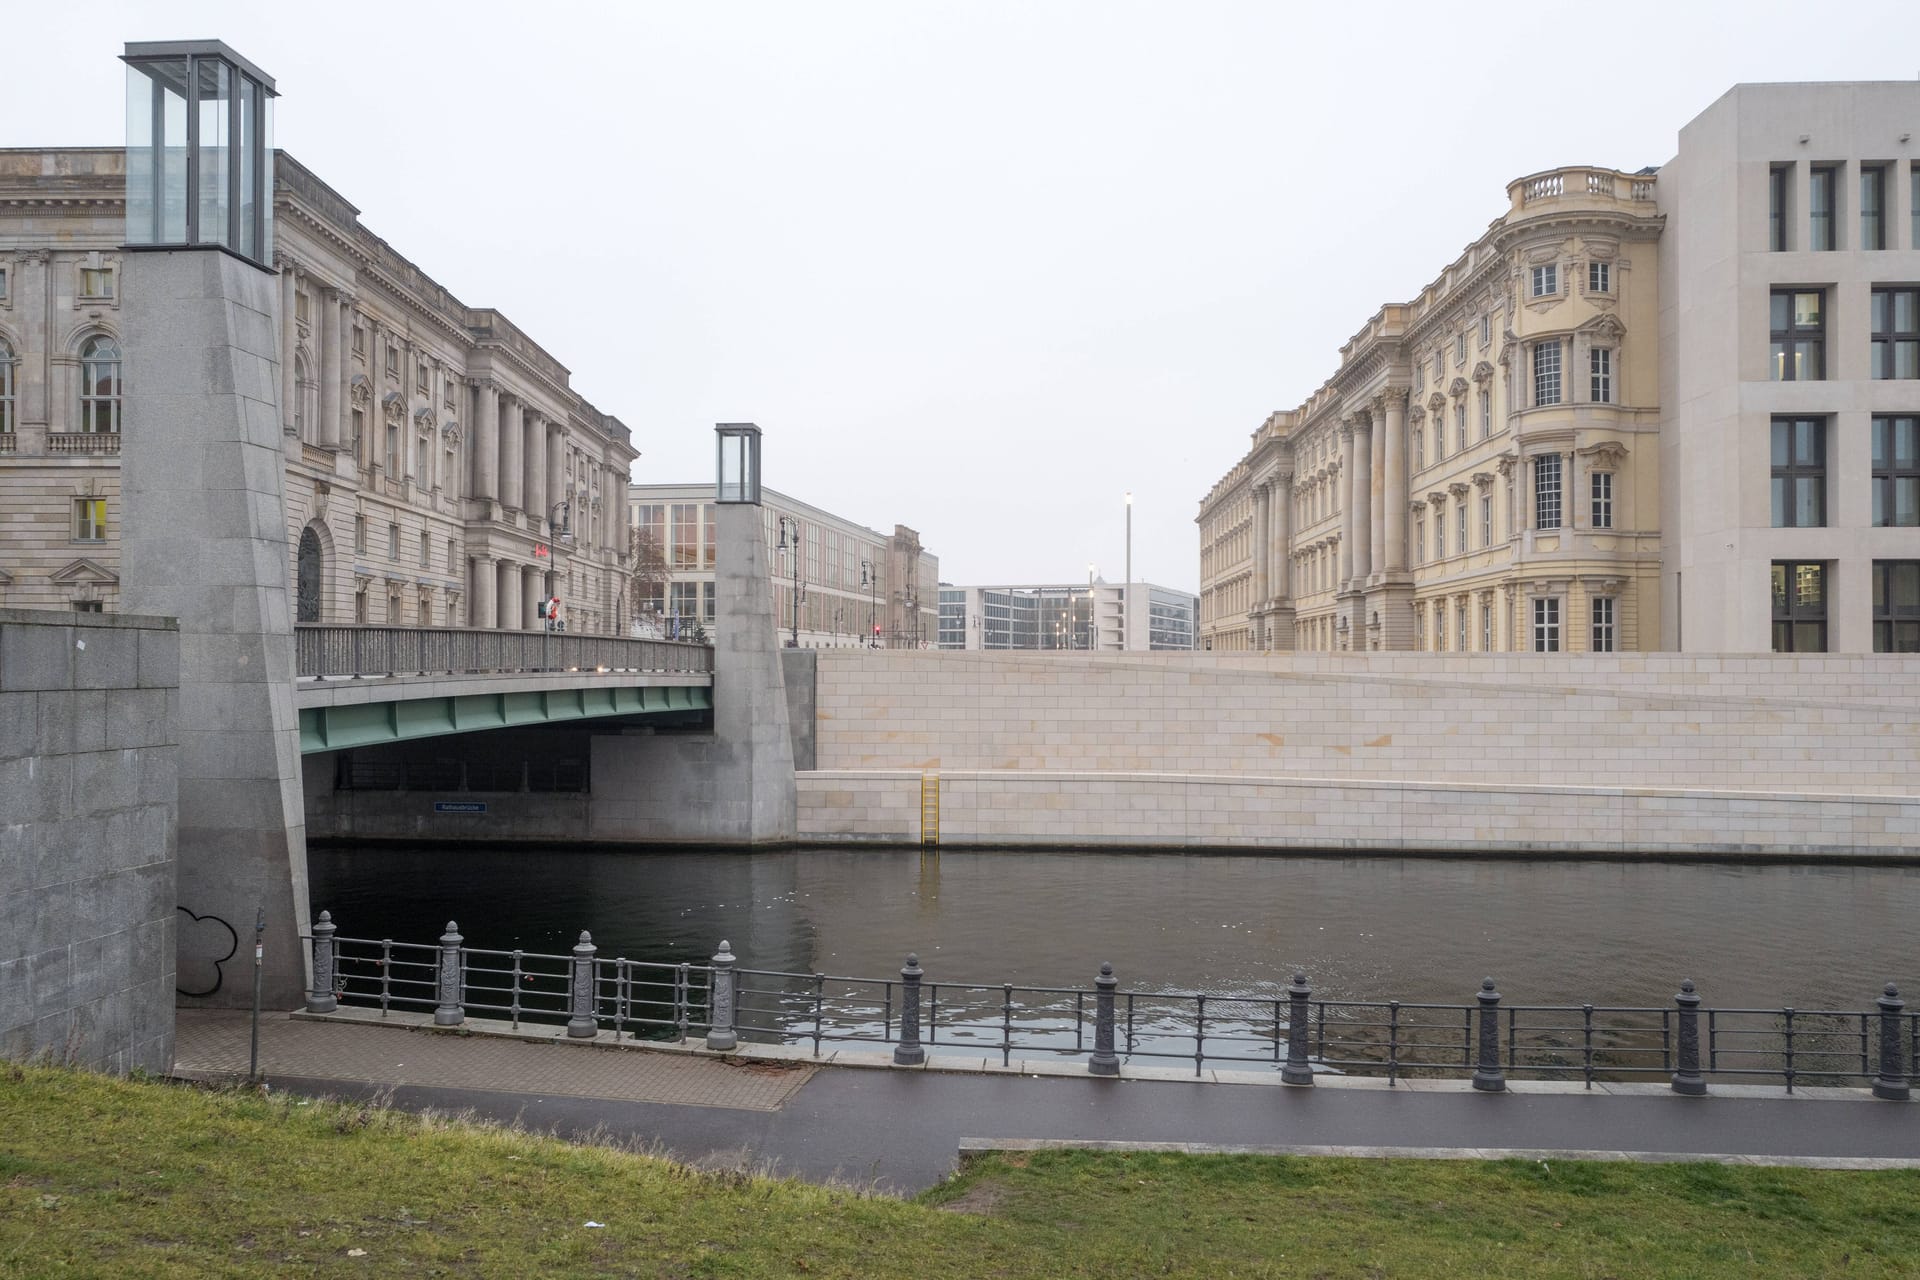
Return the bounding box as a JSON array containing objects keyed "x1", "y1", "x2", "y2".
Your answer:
[
  {"x1": 936, "y1": 580, "x2": 1197, "y2": 651},
  {"x1": 1197, "y1": 80, "x2": 1920, "y2": 655},
  {"x1": 629, "y1": 483, "x2": 937, "y2": 647}
]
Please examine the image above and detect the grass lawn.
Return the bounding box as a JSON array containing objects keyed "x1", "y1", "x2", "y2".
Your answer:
[{"x1": 3, "y1": 1062, "x2": 1918, "y2": 1278}]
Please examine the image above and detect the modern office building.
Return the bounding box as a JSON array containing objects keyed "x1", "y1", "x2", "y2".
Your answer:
[
  {"x1": 0, "y1": 148, "x2": 637, "y2": 633},
  {"x1": 629, "y1": 483, "x2": 938, "y2": 648},
  {"x1": 1198, "y1": 81, "x2": 1920, "y2": 654},
  {"x1": 936, "y1": 580, "x2": 1197, "y2": 651}
]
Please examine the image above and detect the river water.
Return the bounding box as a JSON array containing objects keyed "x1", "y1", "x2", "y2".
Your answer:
[{"x1": 308, "y1": 846, "x2": 1919, "y2": 1017}]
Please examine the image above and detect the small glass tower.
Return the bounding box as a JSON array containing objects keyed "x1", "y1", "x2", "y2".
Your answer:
[
  {"x1": 715, "y1": 422, "x2": 762, "y2": 505},
  {"x1": 123, "y1": 41, "x2": 277, "y2": 269}
]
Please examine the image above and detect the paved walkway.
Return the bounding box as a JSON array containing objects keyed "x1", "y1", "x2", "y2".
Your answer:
[{"x1": 174, "y1": 1010, "x2": 1920, "y2": 1195}]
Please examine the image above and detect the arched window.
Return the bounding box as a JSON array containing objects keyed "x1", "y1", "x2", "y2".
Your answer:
[
  {"x1": 0, "y1": 338, "x2": 15, "y2": 435},
  {"x1": 80, "y1": 336, "x2": 122, "y2": 434}
]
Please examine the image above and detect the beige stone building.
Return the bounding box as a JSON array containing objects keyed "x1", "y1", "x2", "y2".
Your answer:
[
  {"x1": 629, "y1": 483, "x2": 938, "y2": 648},
  {"x1": 0, "y1": 148, "x2": 637, "y2": 633},
  {"x1": 1201, "y1": 80, "x2": 1920, "y2": 655}
]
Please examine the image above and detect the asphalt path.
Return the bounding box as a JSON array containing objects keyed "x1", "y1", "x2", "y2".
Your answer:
[{"x1": 259, "y1": 1066, "x2": 1920, "y2": 1195}]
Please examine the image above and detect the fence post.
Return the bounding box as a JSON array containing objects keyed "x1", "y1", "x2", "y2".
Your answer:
[
  {"x1": 1671, "y1": 978, "x2": 1707, "y2": 1095},
  {"x1": 1873, "y1": 984, "x2": 1910, "y2": 1102},
  {"x1": 1282, "y1": 971, "x2": 1314, "y2": 1085},
  {"x1": 306, "y1": 910, "x2": 338, "y2": 1014},
  {"x1": 1471, "y1": 977, "x2": 1504, "y2": 1092},
  {"x1": 895, "y1": 954, "x2": 926, "y2": 1066},
  {"x1": 433, "y1": 921, "x2": 464, "y2": 1027},
  {"x1": 567, "y1": 931, "x2": 599, "y2": 1039},
  {"x1": 1089, "y1": 962, "x2": 1120, "y2": 1077},
  {"x1": 706, "y1": 940, "x2": 738, "y2": 1051}
]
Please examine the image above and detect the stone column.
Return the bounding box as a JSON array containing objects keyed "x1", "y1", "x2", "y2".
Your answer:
[
  {"x1": 1251, "y1": 483, "x2": 1271, "y2": 605},
  {"x1": 1338, "y1": 423, "x2": 1356, "y2": 586},
  {"x1": 1352, "y1": 414, "x2": 1374, "y2": 579},
  {"x1": 1381, "y1": 389, "x2": 1408, "y2": 572},
  {"x1": 318, "y1": 288, "x2": 341, "y2": 451},
  {"x1": 1272, "y1": 476, "x2": 1293, "y2": 600},
  {"x1": 1368, "y1": 405, "x2": 1385, "y2": 576},
  {"x1": 334, "y1": 297, "x2": 352, "y2": 450},
  {"x1": 522, "y1": 563, "x2": 542, "y2": 630},
  {"x1": 526, "y1": 410, "x2": 548, "y2": 535},
  {"x1": 501, "y1": 395, "x2": 524, "y2": 516},
  {"x1": 495, "y1": 560, "x2": 516, "y2": 630},
  {"x1": 279, "y1": 263, "x2": 297, "y2": 436},
  {"x1": 546, "y1": 426, "x2": 564, "y2": 519},
  {"x1": 472, "y1": 555, "x2": 496, "y2": 629},
  {"x1": 474, "y1": 383, "x2": 499, "y2": 504}
]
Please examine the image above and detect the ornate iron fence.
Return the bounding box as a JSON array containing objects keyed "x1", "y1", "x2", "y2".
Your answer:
[
  {"x1": 294, "y1": 624, "x2": 713, "y2": 679},
  {"x1": 303, "y1": 914, "x2": 1916, "y2": 1098}
]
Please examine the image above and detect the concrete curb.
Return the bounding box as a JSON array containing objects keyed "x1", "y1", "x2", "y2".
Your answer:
[{"x1": 956, "y1": 1137, "x2": 1920, "y2": 1171}]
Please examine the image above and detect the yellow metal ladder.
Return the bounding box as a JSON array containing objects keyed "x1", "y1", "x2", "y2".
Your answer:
[{"x1": 919, "y1": 772, "x2": 940, "y2": 847}]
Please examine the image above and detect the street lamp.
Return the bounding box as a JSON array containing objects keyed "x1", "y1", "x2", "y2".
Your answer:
[
  {"x1": 1086, "y1": 563, "x2": 1096, "y2": 652},
  {"x1": 1124, "y1": 491, "x2": 1133, "y2": 651},
  {"x1": 548, "y1": 500, "x2": 573, "y2": 543},
  {"x1": 860, "y1": 559, "x2": 877, "y2": 649},
  {"x1": 776, "y1": 515, "x2": 803, "y2": 648}
]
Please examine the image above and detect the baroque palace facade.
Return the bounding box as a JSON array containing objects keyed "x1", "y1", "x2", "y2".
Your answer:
[
  {"x1": 0, "y1": 147, "x2": 637, "y2": 633},
  {"x1": 1200, "y1": 81, "x2": 1920, "y2": 654}
]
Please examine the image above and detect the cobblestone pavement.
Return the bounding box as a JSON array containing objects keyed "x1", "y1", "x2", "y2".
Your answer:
[{"x1": 174, "y1": 1011, "x2": 813, "y2": 1112}]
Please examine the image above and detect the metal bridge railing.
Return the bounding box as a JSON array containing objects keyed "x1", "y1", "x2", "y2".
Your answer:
[{"x1": 294, "y1": 624, "x2": 713, "y2": 680}]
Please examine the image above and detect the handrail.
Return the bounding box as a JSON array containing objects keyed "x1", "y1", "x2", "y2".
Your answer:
[{"x1": 293, "y1": 623, "x2": 713, "y2": 679}]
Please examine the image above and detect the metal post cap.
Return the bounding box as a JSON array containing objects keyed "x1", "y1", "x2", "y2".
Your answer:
[
  {"x1": 440, "y1": 921, "x2": 463, "y2": 944},
  {"x1": 902, "y1": 954, "x2": 923, "y2": 977}
]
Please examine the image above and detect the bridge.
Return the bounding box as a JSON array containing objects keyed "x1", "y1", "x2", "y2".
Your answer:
[{"x1": 293, "y1": 625, "x2": 713, "y2": 753}]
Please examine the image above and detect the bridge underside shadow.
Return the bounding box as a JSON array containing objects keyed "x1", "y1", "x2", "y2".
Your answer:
[{"x1": 304, "y1": 709, "x2": 715, "y2": 846}]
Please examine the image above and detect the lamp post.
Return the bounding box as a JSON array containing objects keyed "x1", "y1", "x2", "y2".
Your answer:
[
  {"x1": 1086, "y1": 563, "x2": 1096, "y2": 652},
  {"x1": 776, "y1": 515, "x2": 802, "y2": 648},
  {"x1": 861, "y1": 559, "x2": 877, "y2": 649}
]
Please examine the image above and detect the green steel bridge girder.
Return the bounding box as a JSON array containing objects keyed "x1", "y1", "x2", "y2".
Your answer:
[{"x1": 297, "y1": 682, "x2": 713, "y2": 754}]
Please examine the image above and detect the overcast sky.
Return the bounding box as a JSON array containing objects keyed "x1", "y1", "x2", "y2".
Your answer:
[{"x1": 5, "y1": 3, "x2": 1915, "y2": 591}]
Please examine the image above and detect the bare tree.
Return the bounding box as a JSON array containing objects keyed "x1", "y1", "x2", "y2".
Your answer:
[{"x1": 628, "y1": 525, "x2": 671, "y2": 637}]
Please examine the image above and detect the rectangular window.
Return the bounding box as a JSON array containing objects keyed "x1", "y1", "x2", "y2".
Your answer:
[
  {"x1": 351, "y1": 409, "x2": 365, "y2": 460},
  {"x1": 385, "y1": 344, "x2": 399, "y2": 377},
  {"x1": 670, "y1": 503, "x2": 699, "y2": 568},
  {"x1": 1769, "y1": 289, "x2": 1825, "y2": 381},
  {"x1": 1532, "y1": 340, "x2": 1562, "y2": 406},
  {"x1": 1434, "y1": 604, "x2": 1447, "y2": 652},
  {"x1": 1533, "y1": 454, "x2": 1562, "y2": 530},
  {"x1": 1412, "y1": 425, "x2": 1424, "y2": 471},
  {"x1": 1771, "y1": 416, "x2": 1827, "y2": 527},
  {"x1": 1769, "y1": 164, "x2": 1791, "y2": 252},
  {"x1": 1591, "y1": 597, "x2": 1615, "y2": 653},
  {"x1": 350, "y1": 324, "x2": 364, "y2": 355},
  {"x1": 1874, "y1": 560, "x2": 1920, "y2": 652},
  {"x1": 1455, "y1": 603, "x2": 1467, "y2": 652},
  {"x1": 1455, "y1": 499, "x2": 1467, "y2": 555},
  {"x1": 73, "y1": 497, "x2": 108, "y2": 541},
  {"x1": 1433, "y1": 506, "x2": 1446, "y2": 560},
  {"x1": 1871, "y1": 415, "x2": 1920, "y2": 527},
  {"x1": 71, "y1": 601, "x2": 104, "y2": 614},
  {"x1": 1870, "y1": 287, "x2": 1919, "y2": 380},
  {"x1": 1589, "y1": 347, "x2": 1612, "y2": 403},
  {"x1": 1481, "y1": 603, "x2": 1493, "y2": 652},
  {"x1": 384, "y1": 423, "x2": 398, "y2": 474},
  {"x1": 1412, "y1": 513, "x2": 1425, "y2": 566},
  {"x1": 1530, "y1": 264, "x2": 1558, "y2": 298},
  {"x1": 1455, "y1": 332, "x2": 1467, "y2": 366},
  {"x1": 416, "y1": 362, "x2": 429, "y2": 393},
  {"x1": 0, "y1": 266, "x2": 9, "y2": 301},
  {"x1": 1861, "y1": 165, "x2": 1887, "y2": 250},
  {"x1": 1434, "y1": 350, "x2": 1445, "y2": 383},
  {"x1": 703, "y1": 507, "x2": 718, "y2": 570},
  {"x1": 1481, "y1": 492, "x2": 1493, "y2": 545},
  {"x1": 1479, "y1": 389, "x2": 1491, "y2": 437},
  {"x1": 1480, "y1": 313, "x2": 1492, "y2": 347},
  {"x1": 419, "y1": 531, "x2": 431, "y2": 568},
  {"x1": 387, "y1": 523, "x2": 399, "y2": 561},
  {"x1": 1771, "y1": 561, "x2": 1827, "y2": 652},
  {"x1": 1809, "y1": 164, "x2": 1837, "y2": 250},
  {"x1": 79, "y1": 267, "x2": 114, "y2": 299},
  {"x1": 1455, "y1": 403, "x2": 1467, "y2": 451},
  {"x1": 0, "y1": 345, "x2": 13, "y2": 434},
  {"x1": 354, "y1": 515, "x2": 367, "y2": 554},
  {"x1": 1587, "y1": 261, "x2": 1610, "y2": 293},
  {"x1": 1591, "y1": 472, "x2": 1613, "y2": 529},
  {"x1": 447, "y1": 538, "x2": 457, "y2": 575},
  {"x1": 1532, "y1": 598, "x2": 1560, "y2": 652}
]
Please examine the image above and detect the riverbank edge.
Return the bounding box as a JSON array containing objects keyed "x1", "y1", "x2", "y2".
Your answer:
[
  {"x1": 956, "y1": 1138, "x2": 1920, "y2": 1172},
  {"x1": 246, "y1": 1006, "x2": 1907, "y2": 1106}
]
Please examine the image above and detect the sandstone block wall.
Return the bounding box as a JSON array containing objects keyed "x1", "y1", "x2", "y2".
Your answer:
[{"x1": 0, "y1": 608, "x2": 178, "y2": 1073}]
